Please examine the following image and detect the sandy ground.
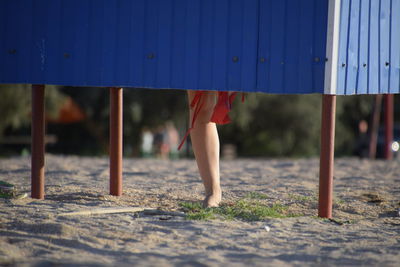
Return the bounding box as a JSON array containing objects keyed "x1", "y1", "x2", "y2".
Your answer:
[{"x1": 0, "y1": 155, "x2": 399, "y2": 266}]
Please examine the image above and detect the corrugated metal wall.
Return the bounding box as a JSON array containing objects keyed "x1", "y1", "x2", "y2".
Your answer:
[
  {"x1": 0, "y1": 0, "x2": 258, "y2": 91},
  {"x1": 0, "y1": 0, "x2": 329, "y2": 94},
  {"x1": 1, "y1": 0, "x2": 399, "y2": 94},
  {"x1": 336, "y1": 0, "x2": 400, "y2": 94},
  {"x1": 257, "y1": 0, "x2": 329, "y2": 94}
]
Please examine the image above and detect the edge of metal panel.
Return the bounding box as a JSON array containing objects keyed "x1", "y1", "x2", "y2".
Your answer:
[{"x1": 324, "y1": 0, "x2": 342, "y2": 94}]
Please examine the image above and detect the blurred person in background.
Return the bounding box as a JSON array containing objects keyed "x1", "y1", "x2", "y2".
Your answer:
[
  {"x1": 354, "y1": 120, "x2": 369, "y2": 158},
  {"x1": 153, "y1": 125, "x2": 170, "y2": 159},
  {"x1": 165, "y1": 121, "x2": 179, "y2": 159},
  {"x1": 140, "y1": 126, "x2": 153, "y2": 158}
]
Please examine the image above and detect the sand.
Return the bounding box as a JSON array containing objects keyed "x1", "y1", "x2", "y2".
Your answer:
[{"x1": 0, "y1": 155, "x2": 399, "y2": 266}]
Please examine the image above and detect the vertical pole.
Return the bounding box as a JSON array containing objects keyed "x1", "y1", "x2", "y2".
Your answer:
[
  {"x1": 318, "y1": 95, "x2": 336, "y2": 218},
  {"x1": 31, "y1": 84, "x2": 45, "y2": 199},
  {"x1": 369, "y1": 95, "x2": 383, "y2": 159},
  {"x1": 384, "y1": 94, "x2": 394, "y2": 160},
  {"x1": 110, "y1": 87, "x2": 123, "y2": 196}
]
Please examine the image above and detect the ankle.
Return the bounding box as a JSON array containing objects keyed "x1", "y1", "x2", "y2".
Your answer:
[
  {"x1": 205, "y1": 187, "x2": 221, "y2": 197},
  {"x1": 203, "y1": 192, "x2": 222, "y2": 208}
]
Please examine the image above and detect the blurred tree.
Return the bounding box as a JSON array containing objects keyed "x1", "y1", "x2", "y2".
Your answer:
[
  {"x1": 0, "y1": 84, "x2": 65, "y2": 140},
  {"x1": 1, "y1": 84, "x2": 382, "y2": 158},
  {"x1": 220, "y1": 94, "x2": 322, "y2": 157},
  {"x1": 220, "y1": 93, "x2": 376, "y2": 157}
]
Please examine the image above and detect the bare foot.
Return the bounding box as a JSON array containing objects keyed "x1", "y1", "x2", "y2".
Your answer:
[{"x1": 203, "y1": 191, "x2": 222, "y2": 208}]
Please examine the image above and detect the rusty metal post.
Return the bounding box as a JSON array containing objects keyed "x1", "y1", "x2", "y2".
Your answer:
[
  {"x1": 109, "y1": 87, "x2": 123, "y2": 196},
  {"x1": 31, "y1": 84, "x2": 45, "y2": 199},
  {"x1": 384, "y1": 94, "x2": 394, "y2": 160},
  {"x1": 369, "y1": 95, "x2": 383, "y2": 159},
  {"x1": 318, "y1": 95, "x2": 336, "y2": 218}
]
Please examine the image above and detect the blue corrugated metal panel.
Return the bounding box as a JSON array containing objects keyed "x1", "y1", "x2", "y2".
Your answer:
[
  {"x1": 1, "y1": 0, "x2": 315, "y2": 94},
  {"x1": 380, "y1": 0, "x2": 391, "y2": 94},
  {"x1": 1, "y1": 0, "x2": 399, "y2": 95},
  {"x1": 390, "y1": 0, "x2": 400, "y2": 93},
  {"x1": 184, "y1": 0, "x2": 201, "y2": 89},
  {"x1": 241, "y1": 0, "x2": 259, "y2": 91},
  {"x1": 370, "y1": 0, "x2": 380, "y2": 94},
  {"x1": 298, "y1": 0, "x2": 316, "y2": 94},
  {"x1": 256, "y1": 0, "x2": 329, "y2": 94},
  {"x1": 314, "y1": 0, "x2": 330, "y2": 93},
  {"x1": 357, "y1": 0, "x2": 370, "y2": 94},
  {"x1": 115, "y1": 0, "x2": 132, "y2": 86},
  {"x1": 346, "y1": 0, "x2": 361, "y2": 95},
  {"x1": 156, "y1": 0, "x2": 173, "y2": 88},
  {"x1": 336, "y1": 0, "x2": 400, "y2": 94},
  {"x1": 337, "y1": 0, "x2": 350, "y2": 94}
]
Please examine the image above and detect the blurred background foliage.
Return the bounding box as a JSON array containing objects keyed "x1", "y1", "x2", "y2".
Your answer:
[
  {"x1": 0, "y1": 84, "x2": 397, "y2": 158},
  {"x1": 0, "y1": 84, "x2": 65, "y2": 138}
]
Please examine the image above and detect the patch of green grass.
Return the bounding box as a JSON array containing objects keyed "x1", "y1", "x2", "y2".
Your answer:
[
  {"x1": 0, "y1": 181, "x2": 14, "y2": 188},
  {"x1": 179, "y1": 202, "x2": 216, "y2": 220},
  {"x1": 179, "y1": 198, "x2": 300, "y2": 221},
  {"x1": 333, "y1": 195, "x2": 345, "y2": 205},
  {"x1": 288, "y1": 193, "x2": 317, "y2": 202},
  {"x1": 216, "y1": 200, "x2": 291, "y2": 220},
  {"x1": 186, "y1": 209, "x2": 216, "y2": 220},
  {"x1": 179, "y1": 201, "x2": 203, "y2": 212},
  {"x1": 244, "y1": 192, "x2": 268, "y2": 200},
  {"x1": 0, "y1": 192, "x2": 13, "y2": 199}
]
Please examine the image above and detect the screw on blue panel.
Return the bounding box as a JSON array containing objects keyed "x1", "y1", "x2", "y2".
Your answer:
[
  {"x1": 260, "y1": 57, "x2": 266, "y2": 63},
  {"x1": 342, "y1": 63, "x2": 346, "y2": 67},
  {"x1": 363, "y1": 63, "x2": 367, "y2": 67},
  {"x1": 64, "y1": 53, "x2": 70, "y2": 58},
  {"x1": 280, "y1": 61, "x2": 284, "y2": 65},
  {"x1": 8, "y1": 49, "x2": 16, "y2": 54},
  {"x1": 314, "y1": 57, "x2": 320, "y2": 63},
  {"x1": 232, "y1": 56, "x2": 239, "y2": 63},
  {"x1": 385, "y1": 62, "x2": 390, "y2": 67},
  {"x1": 325, "y1": 58, "x2": 329, "y2": 62},
  {"x1": 147, "y1": 53, "x2": 155, "y2": 59}
]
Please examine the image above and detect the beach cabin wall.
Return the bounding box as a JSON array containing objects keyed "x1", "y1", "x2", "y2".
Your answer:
[{"x1": 1, "y1": 0, "x2": 399, "y2": 95}]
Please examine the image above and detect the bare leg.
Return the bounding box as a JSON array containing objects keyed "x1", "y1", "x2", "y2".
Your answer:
[{"x1": 187, "y1": 90, "x2": 221, "y2": 207}]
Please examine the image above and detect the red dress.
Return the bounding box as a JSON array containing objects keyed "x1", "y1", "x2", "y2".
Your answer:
[{"x1": 178, "y1": 91, "x2": 244, "y2": 150}]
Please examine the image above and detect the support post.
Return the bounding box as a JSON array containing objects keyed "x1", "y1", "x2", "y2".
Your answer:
[
  {"x1": 384, "y1": 94, "x2": 394, "y2": 160},
  {"x1": 318, "y1": 95, "x2": 336, "y2": 218},
  {"x1": 31, "y1": 84, "x2": 45, "y2": 199},
  {"x1": 369, "y1": 95, "x2": 383, "y2": 159},
  {"x1": 110, "y1": 87, "x2": 123, "y2": 196}
]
